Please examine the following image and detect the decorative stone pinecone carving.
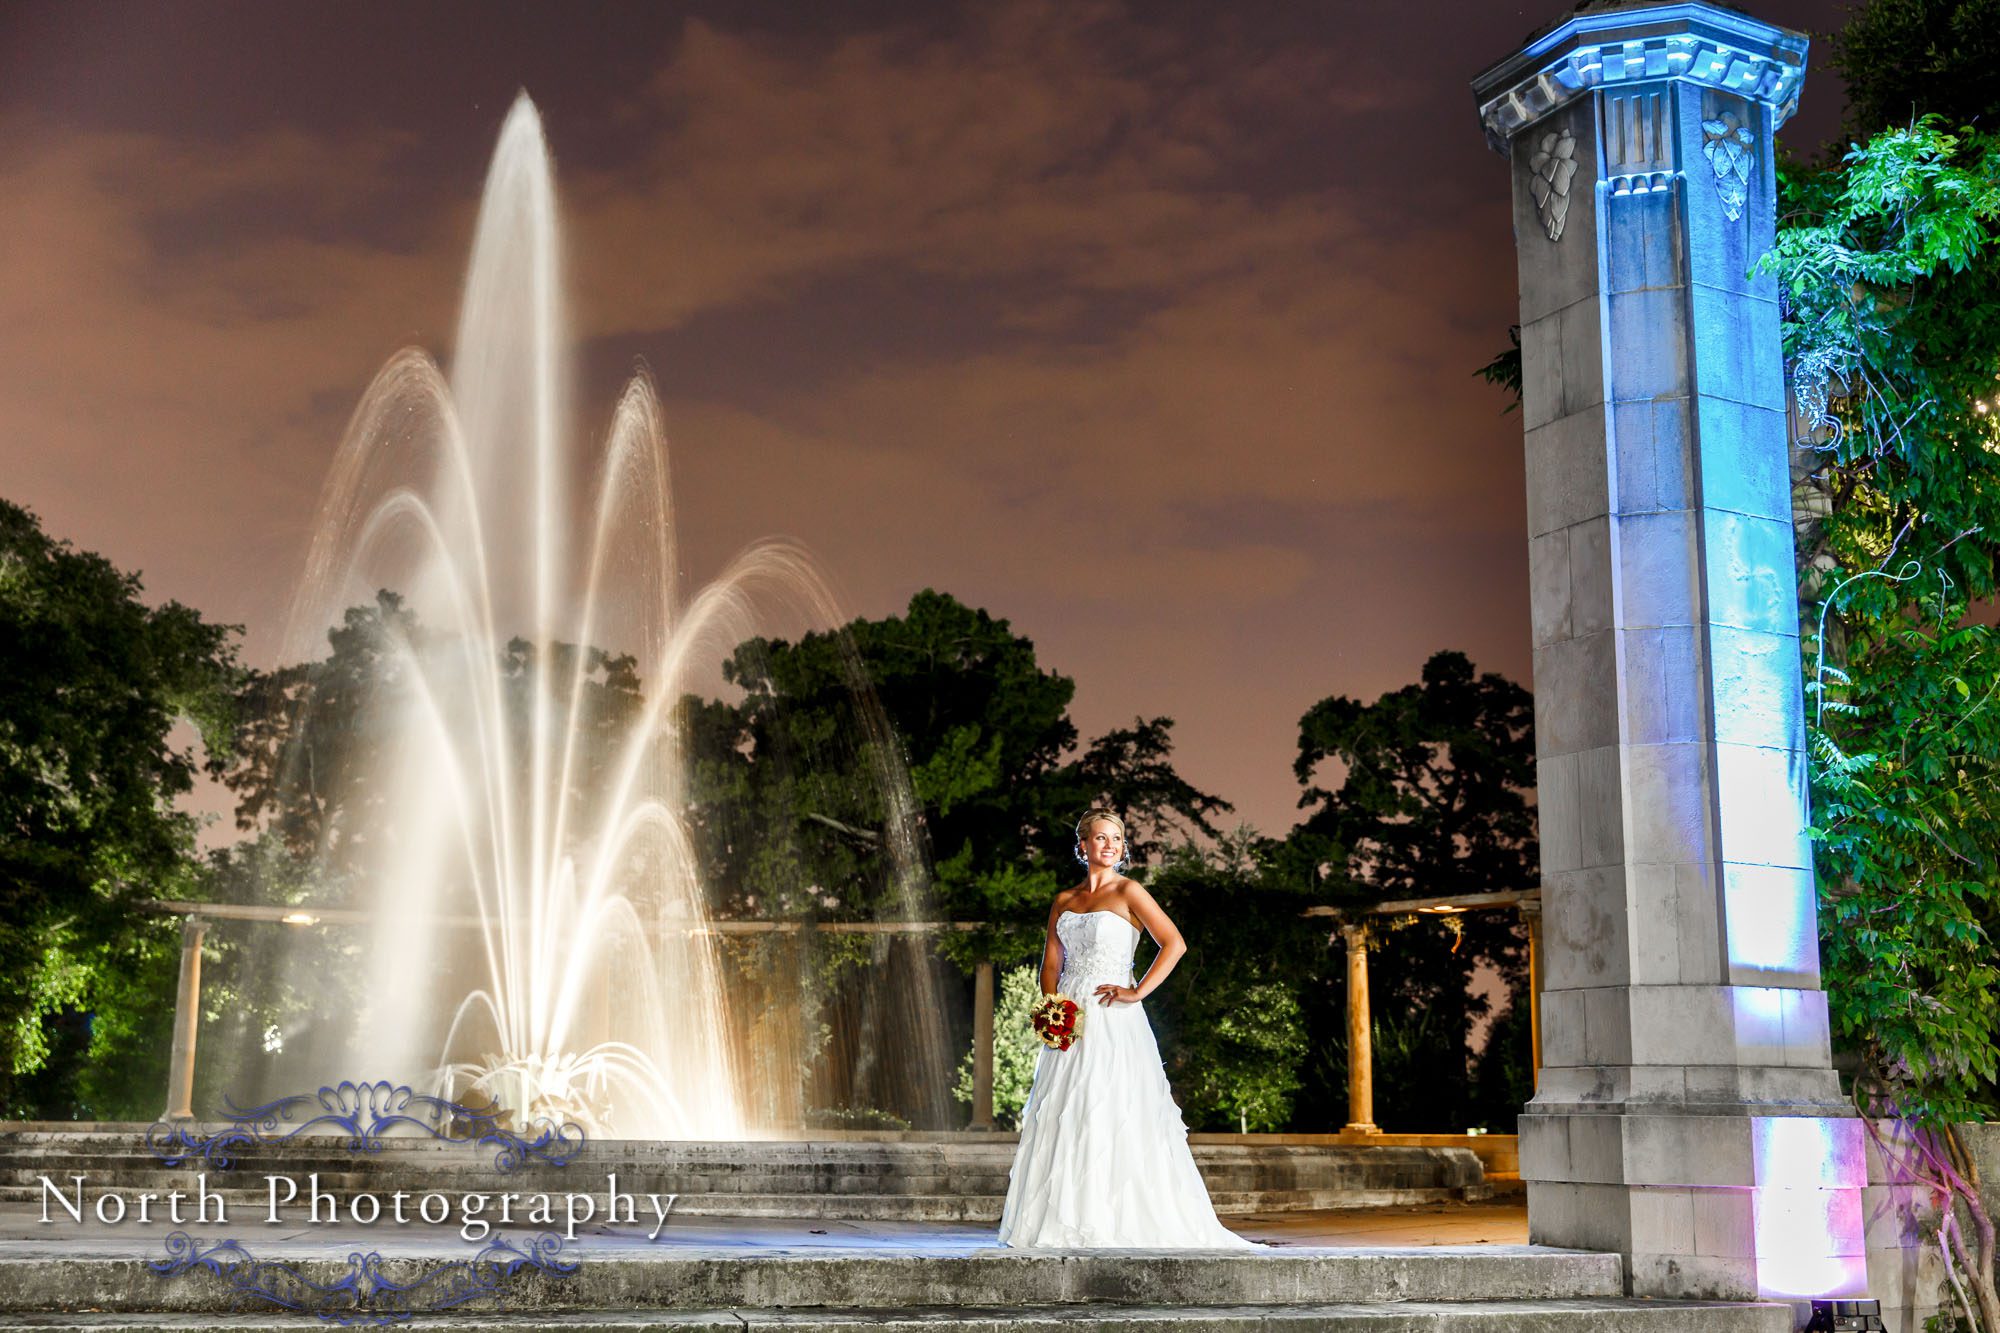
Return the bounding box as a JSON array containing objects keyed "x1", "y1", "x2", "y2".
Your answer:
[
  {"x1": 1528, "y1": 127, "x2": 1578, "y2": 241},
  {"x1": 1701, "y1": 112, "x2": 1755, "y2": 221}
]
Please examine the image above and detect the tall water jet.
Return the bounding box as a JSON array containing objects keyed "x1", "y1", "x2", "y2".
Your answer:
[{"x1": 263, "y1": 92, "x2": 952, "y2": 1138}]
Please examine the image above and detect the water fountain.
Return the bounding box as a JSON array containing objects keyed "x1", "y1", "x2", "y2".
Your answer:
[{"x1": 268, "y1": 92, "x2": 949, "y2": 1138}]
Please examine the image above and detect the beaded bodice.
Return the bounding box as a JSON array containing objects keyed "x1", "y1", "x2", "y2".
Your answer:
[{"x1": 1056, "y1": 910, "x2": 1139, "y2": 996}]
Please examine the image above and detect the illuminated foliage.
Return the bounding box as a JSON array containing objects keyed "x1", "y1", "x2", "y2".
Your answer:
[
  {"x1": 1766, "y1": 116, "x2": 2000, "y2": 1132},
  {"x1": 0, "y1": 500, "x2": 240, "y2": 1115},
  {"x1": 1769, "y1": 12, "x2": 2000, "y2": 1317}
]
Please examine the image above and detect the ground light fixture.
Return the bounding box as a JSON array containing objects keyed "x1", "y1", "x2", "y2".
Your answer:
[{"x1": 1805, "y1": 1298, "x2": 1886, "y2": 1331}]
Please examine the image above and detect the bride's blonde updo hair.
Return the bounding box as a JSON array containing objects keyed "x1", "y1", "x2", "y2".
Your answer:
[{"x1": 1073, "y1": 807, "x2": 1130, "y2": 869}]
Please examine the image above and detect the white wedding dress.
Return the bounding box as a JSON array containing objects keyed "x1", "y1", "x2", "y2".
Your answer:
[{"x1": 996, "y1": 909, "x2": 1253, "y2": 1248}]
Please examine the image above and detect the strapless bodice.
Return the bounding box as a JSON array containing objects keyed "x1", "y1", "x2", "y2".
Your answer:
[{"x1": 1056, "y1": 910, "x2": 1138, "y2": 996}]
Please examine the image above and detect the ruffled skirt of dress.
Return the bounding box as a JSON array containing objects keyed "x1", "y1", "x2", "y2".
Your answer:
[{"x1": 995, "y1": 998, "x2": 1252, "y2": 1248}]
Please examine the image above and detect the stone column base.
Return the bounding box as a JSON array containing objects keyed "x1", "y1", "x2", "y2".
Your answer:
[{"x1": 1524, "y1": 1109, "x2": 1868, "y2": 1302}]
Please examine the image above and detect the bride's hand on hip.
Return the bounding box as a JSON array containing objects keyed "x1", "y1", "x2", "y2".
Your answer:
[{"x1": 1094, "y1": 983, "x2": 1139, "y2": 1006}]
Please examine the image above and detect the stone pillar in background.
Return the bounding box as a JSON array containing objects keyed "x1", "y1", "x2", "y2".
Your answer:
[
  {"x1": 1340, "y1": 924, "x2": 1379, "y2": 1134},
  {"x1": 1520, "y1": 899, "x2": 1545, "y2": 1089},
  {"x1": 971, "y1": 960, "x2": 996, "y2": 1130},
  {"x1": 165, "y1": 915, "x2": 207, "y2": 1121},
  {"x1": 1473, "y1": 2, "x2": 1867, "y2": 1303}
]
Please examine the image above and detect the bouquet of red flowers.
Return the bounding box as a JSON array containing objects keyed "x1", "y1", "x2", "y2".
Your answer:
[{"x1": 1030, "y1": 993, "x2": 1082, "y2": 1051}]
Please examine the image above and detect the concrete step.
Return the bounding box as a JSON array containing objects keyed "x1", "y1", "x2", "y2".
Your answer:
[
  {"x1": 0, "y1": 1153, "x2": 1469, "y2": 1188},
  {"x1": 0, "y1": 1299, "x2": 1794, "y2": 1330},
  {"x1": 1, "y1": 1186, "x2": 1000, "y2": 1221},
  {"x1": 0, "y1": 1136, "x2": 1474, "y2": 1180},
  {"x1": 0, "y1": 1186, "x2": 1482, "y2": 1223},
  {"x1": 0, "y1": 1168, "x2": 1024, "y2": 1195},
  {"x1": 3, "y1": 1167, "x2": 1468, "y2": 1198},
  {"x1": 0, "y1": 1191, "x2": 985, "y2": 1221},
  {"x1": 0, "y1": 1247, "x2": 1624, "y2": 1314},
  {"x1": 0, "y1": 1135, "x2": 1486, "y2": 1221},
  {"x1": 3, "y1": 1162, "x2": 1019, "y2": 1185}
]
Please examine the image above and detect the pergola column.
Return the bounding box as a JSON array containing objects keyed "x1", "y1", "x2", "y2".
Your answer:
[
  {"x1": 164, "y1": 914, "x2": 207, "y2": 1121},
  {"x1": 1474, "y1": 2, "x2": 1865, "y2": 1304},
  {"x1": 1340, "y1": 923, "x2": 1379, "y2": 1135},
  {"x1": 971, "y1": 960, "x2": 996, "y2": 1130},
  {"x1": 1521, "y1": 899, "x2": 1545, "y2": 1088}
]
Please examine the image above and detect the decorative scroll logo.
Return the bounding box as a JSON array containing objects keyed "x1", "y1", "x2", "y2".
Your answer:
[
  {"x1": 149, "y1": 1231, "x2": 577, "y2": 1325},
  {"x1": 145, "y1": 1079, "x2": 583, "y2": 1172},
  {"x1": 141, "y1": 1080, "x2": 588, "y2": 1324},
  {"x1": 1529, "y1": 127, "x2": 1579, "y2": 242},
  {"x1": 1701, "y1": 113, "x2": 1756, "y2": 221}
]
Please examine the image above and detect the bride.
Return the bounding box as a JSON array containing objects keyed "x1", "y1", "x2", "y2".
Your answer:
[{"x1": 996, "y1": 808, "x2": 1252, "y2": 1248}]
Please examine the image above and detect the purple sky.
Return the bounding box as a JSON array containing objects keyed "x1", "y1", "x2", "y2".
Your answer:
[{"x1": 0, "y1": 0, "x2": 1853, "y2": 837}]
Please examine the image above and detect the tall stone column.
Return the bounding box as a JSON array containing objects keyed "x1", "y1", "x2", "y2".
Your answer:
[{"x1": 1473, "y1": 2, "x2": 1866, "y2": 1304}]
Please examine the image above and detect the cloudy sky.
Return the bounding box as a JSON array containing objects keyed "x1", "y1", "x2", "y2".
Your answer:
[{"x1": 0, "y1": 0, "x2": 1852, "y2": 837}]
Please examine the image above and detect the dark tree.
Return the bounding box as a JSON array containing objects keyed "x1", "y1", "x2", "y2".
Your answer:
[
  {"x1": 1141, "y1": 833, "x2": 1319, "y2": 1132},
  {"x1": 678, "y1": 588, "x2": 1228, "y2": 1127},
  {"x1": 0, "y1": 499, "x2": 240, "y2": 1114},
  {"x1": 224, "y1": 591, "x2": 646, "y2": 889},
  {"x1": 1834, "y1": 0, "x2": 2000, "y2": 137},
  {"x1": 683, "y1": 588, "x2": 1228, "y2": 956},
  {"x1": 224, "y1": 592, "x2": 423, "y2": 870},
  {"x1": 1284, "y1": 649, "x2": 1538, "y2": 1132},
  {"x1": 1292, "y1": 649, "x2": 1537, "y2": 905}
]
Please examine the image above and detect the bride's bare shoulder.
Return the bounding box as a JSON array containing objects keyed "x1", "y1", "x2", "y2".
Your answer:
[
  {"x1": 1109, "y1": 878, "x2": 1163, "y2": 921},
  {"x1": 1111, "y1": 876, "x2": 1152, "y2": 903}
]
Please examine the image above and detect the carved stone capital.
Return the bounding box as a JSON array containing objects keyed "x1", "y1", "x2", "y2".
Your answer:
[{"x1": 1472, "y1": 1, "x2": 1807, "y2": 151}]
